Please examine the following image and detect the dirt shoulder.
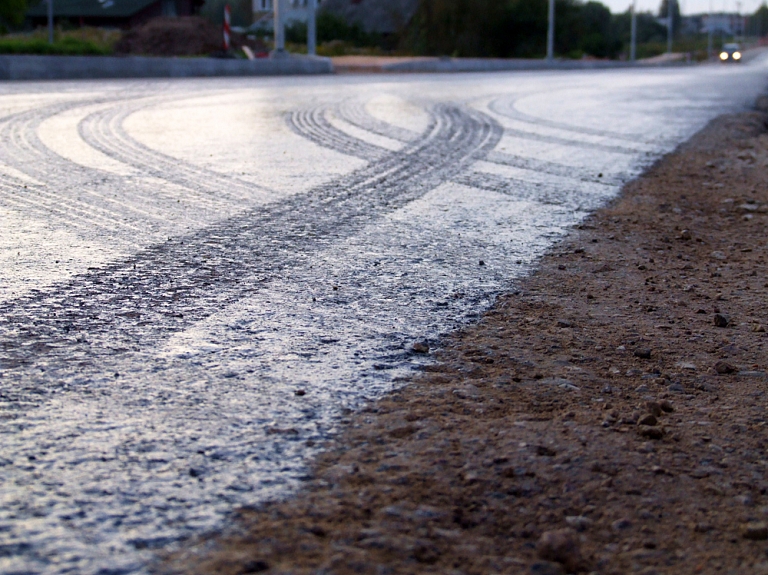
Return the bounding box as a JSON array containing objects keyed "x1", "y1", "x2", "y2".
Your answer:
[{"x1": 167, "y1": 110, "x2": 768, "y2": 575}]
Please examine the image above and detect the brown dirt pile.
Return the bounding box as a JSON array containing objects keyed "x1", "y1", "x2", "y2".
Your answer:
[
  {"x1": 166, "y1": 111, "x2": 768, "y2": 575},
  {"x1": 115, "y1": 16, "x2": 266, "y2": 57}
]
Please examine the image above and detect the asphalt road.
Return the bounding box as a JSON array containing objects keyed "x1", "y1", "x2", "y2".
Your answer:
[{"x1": 1, "y1": 61, "x2": 767, "y2": 574}]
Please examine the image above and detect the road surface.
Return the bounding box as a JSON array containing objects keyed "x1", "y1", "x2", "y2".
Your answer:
[{"x1": 1, "y1": 62, "x2": 766, "y2": 573}]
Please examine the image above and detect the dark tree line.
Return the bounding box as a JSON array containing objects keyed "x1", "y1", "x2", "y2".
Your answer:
[{"x1": 399, "y1": 0, "x2": 669, "y2": 58}]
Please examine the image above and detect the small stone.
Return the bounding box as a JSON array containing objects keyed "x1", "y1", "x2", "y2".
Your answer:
[
  {"x1": 612, "y1": 518, "x2": 632, "y2": 531},
  {"x1": 240, "y1": 559, "x2": 270, "y2": 573},
  {"x1": 295, "y1": 389, "x2": 306, "y2": 396},
  {"x1": 638, "y1": 426, "x2": 664, "y2": 440},
  {"x1": 646, "y1": 401, "x2": 663, "y2": 417},
  {"x1": 637, "y1": 413, "x2": 658, "y2": 426},
  {"x1": 714, "y1": 313, "x2": 730, "y2": 327},
  {"x1": 659, "y1": 400, "x2": 674, "y2": 412},
  {"x1": 412, "y1": 341, "x2": 429, "y2": 354},
  {"x1": 634, "y1": 384, "x2": 649, "y2": 393},
  {"x1": 479, "y1": 260, "x2": 485, "y2": 266},
  {"x1": 557, "y1": 319, "x2": 572, "y2": 328},
  {"x1": 667, "y1": 383, "x2": 684, "y2": 393},
  {"x1": 564, "y1": 515, "x2": 592, "y2": 532},
  {"x1": 689, "y1": 468, "x2": 710, "y2": 479},
  {"x1": 741, "y1": 522, "x2": 768, "y2": 541},
  {"x1": 536, "y1": 529, "x2": 582, "y2": 572},
  {"x1": 751, "y1": 323, "x2": 766, "y2": 333},
  {"x1": 679, "y1": 229, "x2": 692, "y2": 240},
  {"x1": 634, "y1": 348, "x2": 652, "y2": 359},
  {"x1": 714, "y1": 360, "x2": 738, "y2": 375},
  {"x1": 529, "y1": 561, "x2": 565, "y2": 575}
]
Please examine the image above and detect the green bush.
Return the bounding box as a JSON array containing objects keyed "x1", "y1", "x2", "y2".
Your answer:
[
  {"x1": 0, "y1": 36, "x2": 112, "y2": 55},
  {"x1": 286, "y1": 12, "x2": 380, "y2": 47}
]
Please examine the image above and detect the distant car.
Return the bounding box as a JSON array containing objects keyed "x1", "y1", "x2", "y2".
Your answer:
[{"x1": 720, "y1": 43, "x2": 742, "y2": 63}]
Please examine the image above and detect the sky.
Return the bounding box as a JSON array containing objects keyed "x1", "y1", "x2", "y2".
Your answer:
[{"x1": 602, "y1": 0, "x2": 763, "y2": 16}]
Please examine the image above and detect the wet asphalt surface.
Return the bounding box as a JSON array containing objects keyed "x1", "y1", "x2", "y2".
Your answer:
[{"x1": 1, "y1": 62, "x2": 767, "y2": 574}]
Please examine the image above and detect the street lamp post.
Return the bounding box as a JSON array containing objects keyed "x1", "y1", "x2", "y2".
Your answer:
[
  {"x1": 48, "y1": 0, "x2": 54, "y2": 45},
  {"x1": 630, "y1": 0, "x2": 637, "y2": 62},
  {"x1": 546, "y1": 0, "x2": 555, "y2": 61},
  {"x1": 273, "y1": 0, "x2": 285, "y2": 54},
  {"x1": 667, "y1": 0, "x2": 674, "y2": 54},
  {"x1": 307, "y1": 0, "x2": 317, "y2": 56}
]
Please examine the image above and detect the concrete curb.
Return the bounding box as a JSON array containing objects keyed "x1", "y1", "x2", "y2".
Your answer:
[
  {"x1": 380, "y1": 57, "x2": 680, "y2": 73},
  {"x1": 0, "y1": 54, "x2": 333, "y2": 81}
]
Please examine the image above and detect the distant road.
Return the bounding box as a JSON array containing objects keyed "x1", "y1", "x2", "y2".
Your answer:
[{"x1": 1, "y1": 59, "x2": 767, "y2": 574}]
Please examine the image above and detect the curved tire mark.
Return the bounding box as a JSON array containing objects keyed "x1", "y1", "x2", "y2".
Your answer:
[{"x1": 0, "y1": 104, "x2": 502, "y2": 371}]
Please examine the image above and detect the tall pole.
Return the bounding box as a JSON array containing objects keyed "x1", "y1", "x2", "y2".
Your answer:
[
  {"x1": 47, "y1": 0, "x2": 54, "y2": 45},
  {"x1": 273, "y1": 0, "x2": 285, "y2": 54},
  {"x1": 707, "y1": 0, "x2": 713, "y2": 59},
  {"x1": 667, "y1": 0, "x2": 673, "y2": 53},
  {"x1": 547, "y1": 0, "x2": 555, "y2": 61},
  {"x1": 630, "y1": 0, "x2": 637, "y2": 62},
  {"x1": 307, "y1": 0, "x2": 317, "y2": 55}
]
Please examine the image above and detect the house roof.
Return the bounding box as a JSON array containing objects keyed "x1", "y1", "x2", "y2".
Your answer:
[
  {"x1": 319, "y1": 0, "x2": 419, "y2": 34},
  {"x1": 26, "y1": 0, "x2": 159, "y2": 18}
]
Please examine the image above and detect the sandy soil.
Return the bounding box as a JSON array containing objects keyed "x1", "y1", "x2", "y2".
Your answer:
[{"x1": 165, "y1": 109, "x2": 768, "y2": 575}]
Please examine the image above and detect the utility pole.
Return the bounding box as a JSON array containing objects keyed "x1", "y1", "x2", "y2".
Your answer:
[
  {"x1": 307, "y1": 0, "x2": 317, "y2": 56},
  {"x1": 47, "y1": 0, "x2": 54, "y2": 45},
  {"x1": 630, "y1": 0, "x2": 637, "y2": 62},
  {"x1": 546, "y1": 0, "x2": 555, "y2": 61},
  {"x1": 273, "y1": 0, "x2": 285, "y2": 54},
  {"x1": 707, "y1": 0, "x2": 713, "y2": 59},
  {"x1": 666, "y1": 0, "x2": 673, "y2": 53}
]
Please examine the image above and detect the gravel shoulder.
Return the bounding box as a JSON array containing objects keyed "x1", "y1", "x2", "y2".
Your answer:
[{"x1": 167, "y1": 108, "x2": 768, "y2": 575}]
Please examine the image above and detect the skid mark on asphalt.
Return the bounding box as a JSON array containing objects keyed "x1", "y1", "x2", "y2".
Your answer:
[
  {"x1": 333, "y1": 98, "x2": 421, "y2": 143},
  {"x1": 0, "y1": 104, "x2": 502, "y2": 371},
  {"x1": 286, "y1": 104, "x2": 392, "y2": 161},
  {"x1": 78, "y1": 99, "x2": 280, "y2": 205}
]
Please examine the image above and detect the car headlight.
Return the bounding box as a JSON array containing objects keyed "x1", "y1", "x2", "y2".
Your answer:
[
  {"x1": 733, "y1": 51, "x2": 741, "y2": 60},
  {"x1": 720, "y1": 52, "x2": 728, "y2": 60}
]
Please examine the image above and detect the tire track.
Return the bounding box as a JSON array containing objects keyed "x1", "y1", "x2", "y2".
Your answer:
[
  {"x1": 77, "y1": 99, "x2": 277, "y2": 205},
  {"x1": 286, "y1": 105, "x2": 391, "y2": 161},
  {"x1": 485, "y1": 150, "x2": 625, "y2": 186},
  {"x1": 0, "y1": 104, "x2": 502, "y2": 371},
  {"x1": 452, "y1": 171, "x2": 612, "y2": 211},
  {"x1": 489, "y1": 94, "x2": 646, "y2": 142},
  {"x1": 333, "y1": 100, "x2": 420, "y2": 143},
  {"x1": 0, "y1": 97, "x2": 191, "y2": 242}
]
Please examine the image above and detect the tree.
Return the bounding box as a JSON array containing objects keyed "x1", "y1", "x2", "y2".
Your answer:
[
  {"x1": 658, "y1": 0, "x2": 681, "y2": 37},
  {"x1": 751, "y1": 2, "x2": 768, "y2": 37},
  {"x1": 0, "y1": 0, "x2": 28, "y2": 28}
]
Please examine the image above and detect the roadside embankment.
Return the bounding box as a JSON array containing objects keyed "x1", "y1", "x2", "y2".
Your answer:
[{"x1": 166, "y1": 106, "x2": 768, "y2": 575}]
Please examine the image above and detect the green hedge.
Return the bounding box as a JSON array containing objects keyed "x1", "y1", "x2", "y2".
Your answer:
[{"x1": 0, "y1": 36, "x2": 112, "y2": 55}]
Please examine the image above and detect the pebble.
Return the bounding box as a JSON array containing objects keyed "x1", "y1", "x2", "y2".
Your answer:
[
  {"x1": 295, "y1": 389, "x2": 306, "y2": 396},
  {"x1": 713, "y1": 360, "x2": 738, "y2": 375},
  {"x1": 611, "y1": 518, "x2": 632, "y2": 531},
  {"x1": 638, "y1": 426, "x2": 664, "y2": 440},
  {"x1": 713, "y1": 313, "x2": 730, "y2": 328},
  {"x1": 741, "y1": 522, "x2": 768, "y2": 541},
  {"x1": 536, "y1": 528, "x2": 582, "y2": 571},
  {"x1": 564, "y1": 515, "x2": 592, "y2": 532},
  {"x1": 659, "y1": 400, "x2": 674, "y2": 412},
  {"x1": 637, "y1": 414, "x2": 658, "y2": 426},
  {"x1": 529, "y1": 561, "x2": 565, "y2": 575},
  {"x1": 634, "y1": 348, "x2": 652, "y2": 359},
  {"x1": 667, "y1": 383, "x2": 684, "y2": 393},
  {"x1": 646, "y1": 401, "x2": 663, "y2": 417},
  {"x1": 412, "y1": 341, "x2": 430, "y2": 354},
  {"x1": 679, "y1": 229, "x2": 692, "y2": 240}
]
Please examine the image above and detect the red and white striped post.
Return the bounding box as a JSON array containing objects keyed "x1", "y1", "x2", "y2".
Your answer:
[{"x1": 223, "y1": 4, "x2": 231, "y2": 51}]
